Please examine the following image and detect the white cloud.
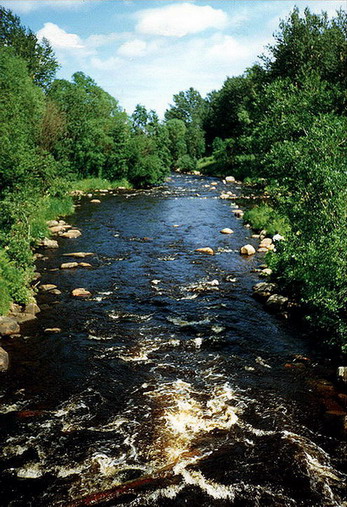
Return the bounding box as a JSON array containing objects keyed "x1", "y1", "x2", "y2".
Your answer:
[
  {"x1": 206, "y1": 35, "x2": 253, "y2": 62},
  {"x1": 85, "y1": 32, "x2": 132, "y2": 48},
  {"x1": 1, "y1": 0, "x2": 87, "y2": 13},
  {"x1": 37, "y1": 22, "x2": 84, "y2": 49},
  {"x1": 118, "y1": 39, "x2": 148, "y2": 58},
  {"x1": 135, "y1": 2, "x2": 228, "y2": 38},
  {"x1": 90, "y1": 56, "x2": 123, "y2": 71}
]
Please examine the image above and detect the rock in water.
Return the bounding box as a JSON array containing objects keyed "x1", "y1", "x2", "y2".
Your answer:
[
  {"x1": 0, "y1": 347, "x2": 9, "y2": 371},
  {"x1": 61, "y1": 230, "x2": 82, "y2": 239},
  {"x1": 265, "y1": 294, "x2": 289, "y2": 312},
  {"x1": 71, "y1": 288, "x2": 91, "y2": 298},
  {"x1": 337, "y1": 367, "x2": 347, "y2": 384},
  {"x1": 0, "y1": 317, "x2": 20, "y2": 336},
  {"x1": 90, "y1": 199, "x2": 101, "y2": 203},
  {"x1": 220, "y1": 228, "x2": 234, "y2": 234},
  {"x1": 39, "y1": 284, "x2": 58, "y2": 292},
  {"x1": 233, "y1": 209, "x2": 244, "y2": 218},
  {"x1": 240, "y1": 244, "x2": 256, "y2": 256},
  {"x1": 41, "y1": 238, "x2": 59, "y2": 249},
  {"x1": 60, "y1": 262, "x2": 79, "y2": 269},
  {"x1": 225, "y1": 176, "x2": 235, "y2": 183},
  {"x1": 195, "y1": 247, "x2": 214, "y2": 255},
  {"x1": 62, "y1": 252, "x2": 94, "y2": 258}
]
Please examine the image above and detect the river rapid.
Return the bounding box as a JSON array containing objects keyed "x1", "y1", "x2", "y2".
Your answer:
[{"x1": 0, "y1": 174, "x2": 346, "y2": 506}]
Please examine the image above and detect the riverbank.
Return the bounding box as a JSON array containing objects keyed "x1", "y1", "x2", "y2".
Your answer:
[{"x1": 0, "y1": 177, "x2": 131, "y2": 328}]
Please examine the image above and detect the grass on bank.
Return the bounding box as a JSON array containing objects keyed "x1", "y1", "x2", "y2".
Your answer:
[
  {"x1": 243, "y1": 204, "x2": 291, "y2": 236},
  {"x1": 0, "y1": 177, "x2": 131, "y2": 315},
  {"x1": 72, "y1": 177, "x2": 132, "y2": 192}
]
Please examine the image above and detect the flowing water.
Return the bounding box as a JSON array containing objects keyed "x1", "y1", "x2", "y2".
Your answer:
[{"x1": 0, "y1": 174, "x2": 346, "y2": 506}]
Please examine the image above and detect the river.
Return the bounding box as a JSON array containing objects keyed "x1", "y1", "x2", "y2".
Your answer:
[{"x1": 0, "y1": 174, "x2": 346, "y2": 506}]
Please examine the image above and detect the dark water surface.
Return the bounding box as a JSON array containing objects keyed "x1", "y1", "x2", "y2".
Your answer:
[{"x1": 0, "y1": 174, "x2": 346, "y2": 506}]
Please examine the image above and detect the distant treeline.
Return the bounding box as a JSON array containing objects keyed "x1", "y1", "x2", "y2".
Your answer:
[{"x1": 1, "y1": 6, "x2": 346, "y2": 351}]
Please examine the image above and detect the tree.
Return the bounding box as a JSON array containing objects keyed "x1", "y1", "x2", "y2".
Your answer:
[
  {"x1": 165, "y1": 119, "x2": 187, "y2": 167},
  {"x1": 48, "y1": 72, "x2": 129, "y2": 179},
  {"x1": 265, "y1": 7, "x2": 347, "y2": 92},
  {"x1": 0, "y1": 7, "x2": 58, "y2": 89}
]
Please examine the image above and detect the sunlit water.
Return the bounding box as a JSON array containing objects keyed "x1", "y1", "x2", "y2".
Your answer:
[{"x1": 0, "y1": 174, "x2": 346, "y2": 506}]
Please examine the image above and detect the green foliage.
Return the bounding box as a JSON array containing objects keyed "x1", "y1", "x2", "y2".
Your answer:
[
  {"x1": 243, "y1": 204, "x2": 291, "y2": 236},
  {"x1": 0, "y1": 7, "x2": 58, "y2": 89},
  {"x1": 48, "y1": 72, "x2": 130, "y2": 180},
  {"x1": 177, "y1": 155, "x2": 197, "y2": 172},
  {"x1": 72, "y1": 177, "x2": 131, "y2": 192},
  {"x1": 165, "y1": 119, "x2": 188, "y2": 166}
]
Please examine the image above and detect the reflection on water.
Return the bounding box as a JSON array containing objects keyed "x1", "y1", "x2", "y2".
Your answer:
[{"x1": 0, "y1": 174, "x2": 346, "y2": 506}]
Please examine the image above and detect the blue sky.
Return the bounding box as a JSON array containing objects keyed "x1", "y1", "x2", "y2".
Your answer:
[{"x1": 2, "y1": 0, "x2": 345, "y2": 116}]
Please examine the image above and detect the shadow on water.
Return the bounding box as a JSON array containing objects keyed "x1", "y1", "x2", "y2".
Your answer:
[{"x1": 0, "y1": 174, "x2": 346, "y2": 506}]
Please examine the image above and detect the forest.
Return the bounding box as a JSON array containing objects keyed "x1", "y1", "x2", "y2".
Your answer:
[{"x1": 0, "y1": 5, "x2": 346, "y2": 352}]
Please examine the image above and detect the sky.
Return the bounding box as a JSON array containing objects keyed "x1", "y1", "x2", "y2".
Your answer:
[{"x1": 2, "y1": 0, "x2": 345, "y2": 116}]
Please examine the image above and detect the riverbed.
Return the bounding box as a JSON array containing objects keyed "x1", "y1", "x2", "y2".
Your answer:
[{"x1": 0, "y1": 174, "x2": 345, "y2": 506}]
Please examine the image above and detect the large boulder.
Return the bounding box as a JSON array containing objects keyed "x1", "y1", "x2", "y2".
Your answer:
[
  {"x1": 0, "y1": 347, "x2": 9, "y2": 372},
  {"x1": 265, "y1": 294, "x2": 289, "y2": 312},
  {"x1": 240, "y1": 244, "x2": 256, "y2": 256},
  {"x1": 0, "y1": 317, "x2": 20, "y2": 336}
]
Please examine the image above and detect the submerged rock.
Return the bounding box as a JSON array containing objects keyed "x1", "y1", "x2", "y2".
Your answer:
[
  {"x1": 0, "y1": 347, "x2": 9, "y2": 371},
  {"x1": 62, "y1": 252, "x2": 94, "y2": 258},
  {"x1": 44, "y1": 328, "x2": 61, "y2": 333},
  {"x1": 90, "y1": 199, "x2": 101, "y2": 203},
  {"x1": 220, "y1": 228, "x2": 234, "y2": 234},
  {"x1": 240, "y1": 244, "x2": 256, "y2": 256},
  {"x1": 0, "y1": 317, "x2": 20, "y2": 336}
]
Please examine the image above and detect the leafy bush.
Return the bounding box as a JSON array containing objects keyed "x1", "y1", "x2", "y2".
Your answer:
[
  {"x1": 177, "y1": 154, "x2": 197, "y2": 172},
  {"x1": 244, "y1": 204, "x2": 291, "y2": 236}
]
